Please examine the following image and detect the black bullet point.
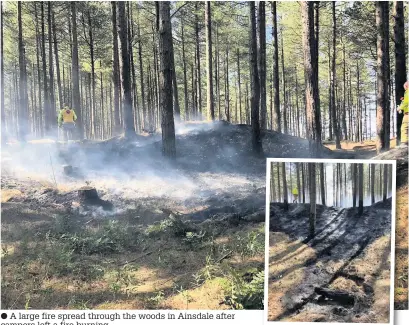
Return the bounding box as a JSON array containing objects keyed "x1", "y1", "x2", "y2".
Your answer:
[{"x1": 1, "y1": 313, "x2": 7, "y2": 319}]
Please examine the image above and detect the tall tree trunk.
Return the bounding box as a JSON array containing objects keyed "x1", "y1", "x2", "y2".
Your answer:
[
  {"x1": 308, "y1": 163, "x2": 316, "y2": 237},
  {"x1": 127, "y1": 2, "x2": 138, "y2": 132},
  {"x1": 158, "y1": 1, "x2": 176, "y2": 157},
  {"x1": 215, "y1": 22, "x2": 220, "y2": 120},
  {"x1": 281, "y1": 29, "x2": 287, "y2": 134},
  {"x1": 282, "y1": 162, "x2": 288, "y2": 210},
  {"x1": 170, "y1": 27, "x2": 180, "y2": 121},
  {"x1": 352, "y1": 163, "x2": 357, "y2": 207},
  {"x1": 331, "y1": 2, "x2": 341, "y2": 148},
  {"x1": 47, "y1": 2, "x2": 55, "y2": 132},
  {"x1": 394, "y1": 1, "x2": 406, "y2": 144},
  {"x1": 34, "y1": 3, "x2": 43, "y2": 136},
  {"x1": 225, "y1": 46, "x2": 230, "y2": 121},
  {"x1": 301, "y1": 1, "x2": 321, "y2": 156},
  {"x1": 87, "y1": 9, "x2": 96, "y2": 138},
  {"x1": 271, "y1": 164, "x2": 276, "y2": 202},
  {"x1": 71, "y1": 2, "x2": 82, "y2": 139},
  {"x1": 52, "y1": 9, "x2": 62, "y2": 108},
  {"x1": 18, "y1": 2, "x2": 28, "y2": 141},
  {"x1": 258, "y1": 1, "x2": 267, "y2": 129},
  {"x1": 237, "y1": 49, "x2": 242, "y2": 124},
  {"x1": 342, "y1": 42, "x2": 347, "y2": 139},
  {"x1": 100, "y1": 62, "x2": 105, "y2": 139},
  {"x1": 249, "y1": 1, "x2": 263, "y2": 156},
  {"x1": 320, "y1": 163, "x2": 325, "y2": 205},
  {"x1": 272, "y1": 2, "x2": 281, "y2": 132},
  {"x1": 376, "y1": 1, "x2": 390, "y2": 152},
  {"x1": 358, "y1": 164, "x2": 364, "y2": 215},
  {"x1": 181, "y1": 16, "x2": 189, "y2": 120},
  {"x1": 111, "y1": 1, "x2": 121, "y2": 134},
  {"x1": 137, "y1": 9, "x2": 147, "y2": 131},
  {"x1": 118, "y1": 1, "x2": 135, "y2": 137},
  {"x1": 205, "y1": 1, "x2": 215, "y2": 120},
  {"x1": 195, "y1": 2, "x2": 202, "y2": 119},
  {"x1": 41, "y1": 2, "x2": 50, "y2": 135},
  {"x1": 296, "y1": 163, "x2": 302, "y2": 203},
  {"x1": 383, "y1": 164, "x2": 388, "y2": 202},
  {"x1": 371, "y1": 164, "x2": 375, "y2": 204}
]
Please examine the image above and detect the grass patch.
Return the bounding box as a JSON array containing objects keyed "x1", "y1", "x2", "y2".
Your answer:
[{"x1": 1, "y1": 198, "x2": 265, "y2": 310}]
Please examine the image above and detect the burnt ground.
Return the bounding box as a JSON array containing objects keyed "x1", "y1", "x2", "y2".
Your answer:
[
  {"x1": 1, "y1": 121, "x2": 407, "y2": 310},
  {"x1": 268, "y1": 201, "x2": 392, "y2": 322}
]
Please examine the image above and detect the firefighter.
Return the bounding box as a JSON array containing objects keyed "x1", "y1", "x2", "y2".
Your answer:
[
  {"x1": 292, "y1": 187, "x2": 299, "y2": 203},
  {"x1": 58, "y1": 104, "x2": 77, "y2": 142},
  {"x1": 397, "y1": 81, "x2": 408, "y2": 146}
]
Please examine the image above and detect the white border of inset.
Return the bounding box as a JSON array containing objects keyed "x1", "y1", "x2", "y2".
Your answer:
[{"x1": 264, "y1": 158, "x2": 396, "y2": 325}]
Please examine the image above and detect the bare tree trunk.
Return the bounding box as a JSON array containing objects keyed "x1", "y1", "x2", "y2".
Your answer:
[
  {"x1": 281, "y1": 162, "x2": 288, "y2": 210},
  {"x1": 52, "y1": 9, "x2": 62, "y2": 108},
  {"x1": 18, "y1": 2, "x2": 28, "y2": 141},
  {"x1": 181, "y1": 16, "x2": 189, "y2": 120},
  {"x1": 237, "y1": 49, "x2": 242, "y2": 124},
  {"x1": 352, "y1": 163, "x2": 357, "y2": 207},
  {"x1": 41, "y1": 2, "x2": 50, "y2": 135},
  {"x1": 331, "y1": 2, "x2": 341, "y2": 148},
  {"x1": 272, "y1": 2, "x2": 281, "y2": 132},
  {"x1": 371, "y1": 164, "x2": 375, "y2": 204},
  {"x1": 136, "y1": 9, "x2": 147, "y2": 131},
  {"x1": 87, "y1": 9, "x2": 97, "y2": 138},
  {"x1": 205, "y1": 1, "x2": 215, "y2": 120},
  {"x1": 215, "y1": 22, "x2": 220, "y2": 120},
  {"x1": 301, "y1": 1, "x2": 322, "y2": 156},
  {"x1": 258, "y1": 1, "x2": 267, "y2": 129},
  {"x1": 158, "y1": 1, "x2": 176, "y2": 158},
  {"x1": 170, "y1": 24, "x2": 180, "y2": 121},
  {"x1": 342, "y1": 42, "x2": 348, "y2": 139},
  {"x1": 118, "y1": 1, "x2": 135, "y2": 137},
  {"x1": 308, "y1": 163, "x2": 316, "y2": 237},
  {"x1": 376, "y1": 1, "x2": 390, "y2": 152},
  {"x1": 296, "y1": 163, "x2": 302, "y2": 202},
  {"x1": 270, "y1": 167, "x2": 274, "y2": 202},
  {"x1": 47, "y1": 2, "x2": 56, "y2": 134},
  {"x1": 320, "y1": 163, "x2": 325, "y2": 205},
  {"x1": 358, "y1": 164, "x2": 364, "y2": 215},
  {"x1": 111, "y1": 2, "x2": 121, "y2": 134},
  {"x1": 249, "y1": 1, "x2": 263, "y2": 156},
  {"x1": 71, "y1": 2, "x2": 82, "y2": 139},
  {"x1": 195, "y1": 2, "x2": 202, "y2": 119},
  {"x1": 34, "y1": 3, "x2": 43, "y2": 136},
  {"x1": 383, "y1": 164, "x2": 388, "y2": 202},
  {"x1": 281, "y1": 29, "x2": 287, "y2": 134}
]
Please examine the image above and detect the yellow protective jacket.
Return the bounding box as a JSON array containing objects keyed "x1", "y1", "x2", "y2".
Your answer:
[
  {"x1": 58, "y1": 107, "x2": 77, "y2": 126},
  {"x1": 399, "y1": 89, "x2": 408, "y2": 114},
  {"x1": 292, "y1": 188, "x2": 298, "y2": 195}
]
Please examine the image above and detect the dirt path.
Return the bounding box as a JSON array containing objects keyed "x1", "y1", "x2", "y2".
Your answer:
[{"x1": 268, "y1": 202, "x2": 392, "y2": 322}]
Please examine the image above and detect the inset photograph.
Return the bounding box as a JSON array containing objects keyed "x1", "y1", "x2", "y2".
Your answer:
[{"x1": 265, "y1": 159, "x2": 395, "y2": 324}]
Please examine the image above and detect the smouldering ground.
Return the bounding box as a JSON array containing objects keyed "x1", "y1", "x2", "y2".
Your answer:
[
  {"x1": 268, "y1": 202, "x2": 392, "y2": 322},
  {"x1": 1, "y1": 177, "x2": 265, "y2": 310},
  {"x1": 2, "y1": 123, "x2": 272, "y2": 310},
  {"x1": 325, "y1": 139, "x2": 408, "y2": 310}
]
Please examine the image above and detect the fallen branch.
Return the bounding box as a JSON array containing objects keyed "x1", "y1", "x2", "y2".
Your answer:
[
  {"x1": 215, "y1": 250, "x2": 233, "y2": 263},
  {"x1": 117, "y1": 250, "x2": 154, "y2": 267}
]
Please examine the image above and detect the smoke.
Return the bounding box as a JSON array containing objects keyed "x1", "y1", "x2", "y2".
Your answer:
[{"x1": 1, "y1": 122, "x2": 265, "y2": 218}]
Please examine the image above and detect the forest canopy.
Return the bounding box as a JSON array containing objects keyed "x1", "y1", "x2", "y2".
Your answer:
[{"x1": 1, "y1": 1, "x2": 408, "y2": 150}]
